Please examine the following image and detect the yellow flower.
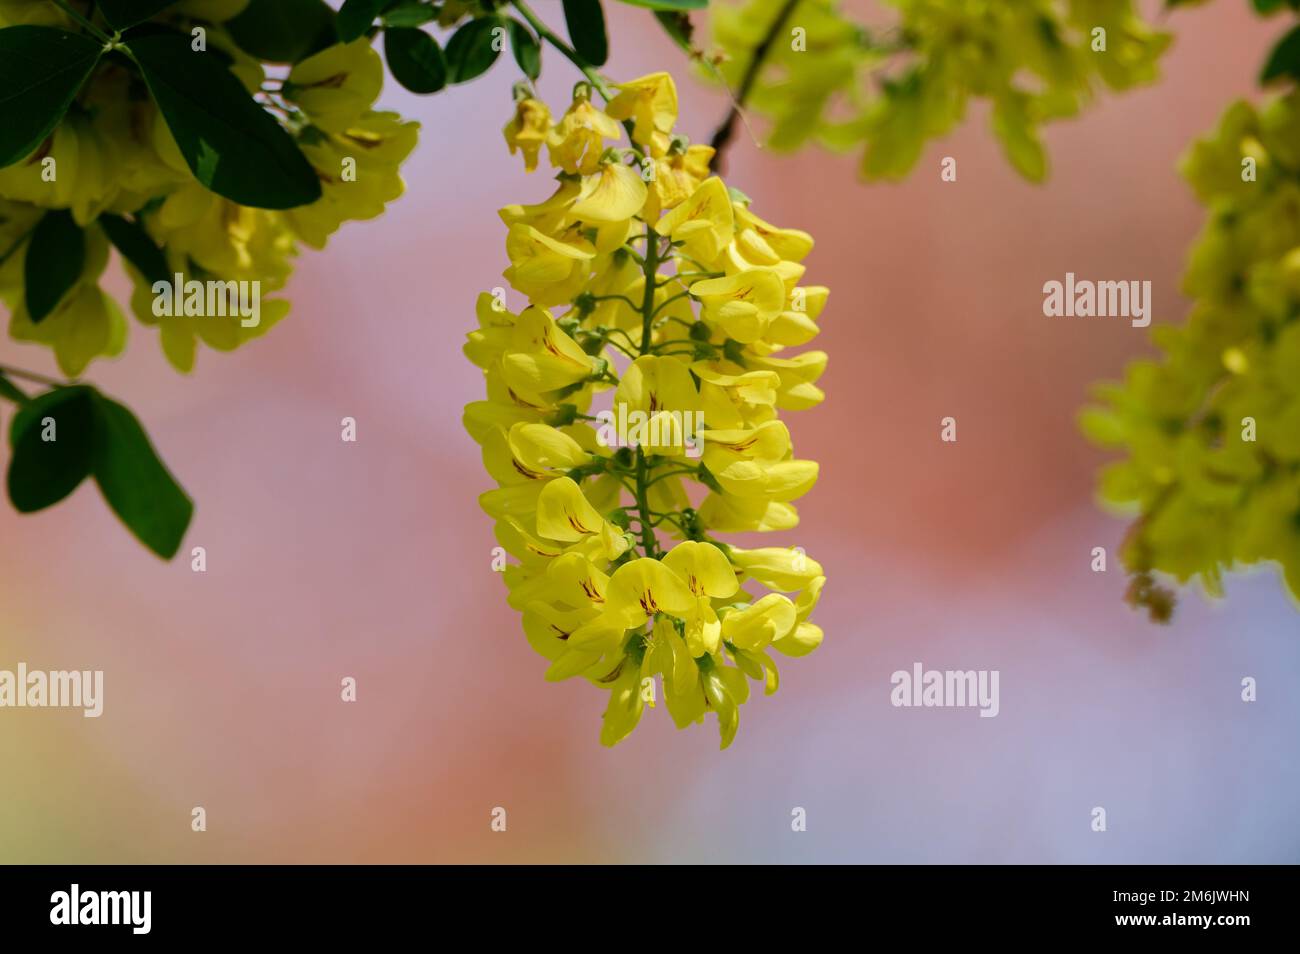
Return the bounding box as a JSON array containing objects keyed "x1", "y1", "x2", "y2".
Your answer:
[
  {"x1": 746, "y1": 350, "x2": 829, "y2": 410},
  {"x1": 728, "y1": 545, "x2": 825, "y2": 592},
  {"x1": 504, "y1": 98, "x2": 552, "y2": 173},
  {"x1": 656, "y1": 176, "x2": 734, "y2": 263},
  {"x1": 772, "y1": 576, "x2": 826, "y2": 657},
  {"x1": 284, "y1": 40, "x2": 384, "y2": 133},
  {"x1": 691, "y1": 268, "x2": 787, "y2": 343},
  {"x1": 499, "y1": 306, "x2": 594, "y2": 397},
  {"x1": 6, "y1": 228, "x2": 126, "y2": 377},
  {"x1": 691, "y1": 361, "x2": 780, "y2": 429},
  {"x1": 570, "y1": 161, "x2": 649, "y2": 224},
  {"x1": 286, "y1": 112, "x2": 420, "y2": 249},
  {"x1": 642, "y1": 144, "x2": 715, "y2": 221},
  {"x1": 548, "y1": 95, "x2": 623, "y2": 175},
  {"x1": 605, "y1": 557, "x2": 696, "y2": 628},
  {"x1": 145, "y1": 183, "x2": 294, "y2": 286},
  {"x1": 465, "y1": 78, "x2": 829, "y2": 749},
  {"x1": 605, "y1": 72, "x2": 679, "y2": 156},
  {"x1": 663, "y1": 541, "x2": 739, "y2": 655},
  {"x1": 503, "y1": 223, "x2": 596, "y2": 306},
  {"x1": 700, "y1": 421, "x2": 819, "y2": 502},
  {"x1": 133, "y1": 287, "x2": 290, "y2": 375},
  {"x1": 599, "y1": 652, "x2": 654, "y2": 746},
  {"x1": 730, "y1": 203, "x2": 814, "y2": 267},
  {"x1": 611, "y1": 354, "x2": 701, "y2": 456},
  {"x1": 721, "y1": 593, "x2": 797, "y2": 652}
]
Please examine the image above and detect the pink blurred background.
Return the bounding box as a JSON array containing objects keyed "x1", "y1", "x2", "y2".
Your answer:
[{"x1": 1, "y1": 1, "x2": 1297, "y2": 863}]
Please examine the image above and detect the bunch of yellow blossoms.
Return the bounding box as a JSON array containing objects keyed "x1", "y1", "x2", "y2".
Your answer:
[
  {"x1": 0, "y1": 0, "x2": 417, "y2": 376},
  {"x1": 708, "y1": 0, "x2": 1169, "y2": 181},
  {"x1": 467, "y1": 72, "x2": 828, "y2": 748},
  {"x1": 1084, "y1": 89, "x2": 1300, "y2": 612}
]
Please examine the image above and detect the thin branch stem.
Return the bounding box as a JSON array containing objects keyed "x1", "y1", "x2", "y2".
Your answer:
[
  {"x1": 0, "y1": 363, "x2": 67, "y2": 388},
  {"x1": 652, "y1": 289, "x2": 693, "y2": 318},
  {"x1": 511, "y1": 0, "x2": 612, "y2": 99},
  {"x1": 588, "y1": 294, "x2": 640, "y2": 310},
  {"x1": 510, "y1": 0, "x2": 645, "y2": 158},
  {"x1": 708, "y1": 0, "x2": 801, "y2": 170},
  {"x1": 601, "y1": 338, "x2": 637, "y2": 360},
  {"x1": 645, "y1": 466, "x2": 698, "y2": 488}
]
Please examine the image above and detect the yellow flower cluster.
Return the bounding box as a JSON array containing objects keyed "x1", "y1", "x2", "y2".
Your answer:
[
  {"x1": 469, "y1": 73, "x2": 829, "y2": 748},
  {"x1": 707, "y1": 0, "x2": 1169, "y2": 181},
  {"x1": 1083, "y1": 90, "x2": 1300, "y2": 610},
  {"x1": 0, "y1": 4, "x2": 417, "y2": 375}
]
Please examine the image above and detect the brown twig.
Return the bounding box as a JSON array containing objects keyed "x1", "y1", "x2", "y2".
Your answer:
[{"x1": 708, "y1": 0, "x2": 801, "y2": 171}]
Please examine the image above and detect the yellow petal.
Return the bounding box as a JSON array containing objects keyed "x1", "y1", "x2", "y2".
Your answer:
[
  {"x1": 606, "y1": 557, "x2": 695, "y2": 625},
  {"x1": 658, "y1": 176, "x2": 734, "y2": 261},
  {"x1": 536, "y1": 476, "x2": 606, "y2": 541},
  {"x1": 571, "y1": 162, "x2": 648, "y2": 223},
  {"x1": 729, "y1": 546, "x2": 825, "y2": 591},
  {"x1": 721, "y1": 594, "x2": 797, "y2": 651},
  {"x1": 662, "y1": 540, "x2": 738, "y2": 598}
]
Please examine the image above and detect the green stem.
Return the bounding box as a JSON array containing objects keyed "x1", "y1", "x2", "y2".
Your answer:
[
  {"x1": 511, "y1": 0, "x2": 610, "y2": 97},
  {"x1": 651, "y1": 511, "x2": 688, "y2": 531},
  {"x1": 639, "y1": 225, "x2": 660, "y2": 353},
  {"x1": 629, "y1": 222, "x2": 666, "y2": 558},
  {"x1": 0, "y1": 363, "x2": 65, "y2": 388},
  {"x1": 651, "y1": 348, "x2": 700, "y2": 359},
  {"x1": 634, "y1": 448, "x2": 659, "y2": 557},
  {"x1": 601, "y1": 338, "x2": 637, "y2": 360},
  {"x1": 644, "y1": 466, "x2": 697, "y2": 489},
  {"x1": 587, "y1": 293, "x2": 640, "y2": 310},
  {"x1": 652, "y1": 289, "x2": 693, "y2": 318},
  {"x1": 49, "y1": 0, "x2": 113, "y2": 43}
]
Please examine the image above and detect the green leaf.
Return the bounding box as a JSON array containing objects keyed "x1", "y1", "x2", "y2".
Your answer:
[
  {"x1": 225, "y1": 0, "x2": 337, "y2": 64},
  {"x1": 507, "y1": 18, "x2": 542, "y2": 81},
  {"x1": 98, "y1": 0, "x2": 180, "y2": 29},
  {"x1": 445, "y1": 16, "x2": 503, "y2": 84},
  {"x1": 7, "y1": 386, "x2": 96, "y2": 513},
  {"x1": 0, "y1": 26, "x2": 103, "y2": 168},
  {"x1": 90, "y1": 393, "x2": 193, "y2": 559},
  {"x1": 382, "y1": 1, "x2": 439, "y2": 28},
  {"x1": 128, "y1": 33, "x2": 323, "y2": 209},
  {"x1": 653, "y1": 10, "x2": 695, "y2": 51},
  {"x1": 337, "y1": 0, "x2": 388, "y2": 42},
  {"x1": 617, "y1": 0, "x2": 707, "y2": 9},
  {"x1": 99, "y1": 213, "x2": 171, "y2": 287},
  {"x1": 24, "y1": 210, "x2": 84, "y2": 324},
  {"x1": 1261, "y1": 23, "x2": 1300, "y2": 83},
  {"x1": 0, "y1": 372, "x2": 29, "y2": 405},
  {"x1": 563, "y1": 0, "x2": 608, "y2": 67},
  {"x1": 384, "y1": 27, "x2": 447, "y2": 93}
]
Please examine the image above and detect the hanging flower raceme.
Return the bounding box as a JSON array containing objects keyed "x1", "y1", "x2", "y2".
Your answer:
[
  {"x1": 1082, "y1": 89, "x2": 1300, "y2": 615},
  {"x1": 464, "y1": 74, "x2": 829, "y2": 749},
  {"x1": 0, "y1": 9, "x2": 419, "y2": 376},
  {"x1": 705, "y1": 0, "x2": 1170, "y2": 182}
]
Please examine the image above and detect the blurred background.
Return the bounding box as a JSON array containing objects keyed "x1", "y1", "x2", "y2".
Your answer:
[{"x1": 1, "y1": 0, "x2": 1297, "y2": 863}]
